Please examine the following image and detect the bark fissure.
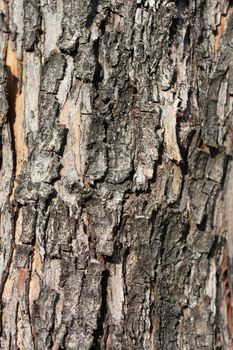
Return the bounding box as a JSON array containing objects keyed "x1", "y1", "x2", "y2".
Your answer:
[
  {"x1": 91, "y1": 269, "x2": 109, "y2": 349},
  {"x1": 0, "y1": 0, "x2": 233, "y2": 349}
]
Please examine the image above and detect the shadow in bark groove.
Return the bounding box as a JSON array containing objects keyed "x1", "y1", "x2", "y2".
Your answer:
[
  {"x1": 6, "y1": 64, "x2": 19, "y2": 180},
  {"x1": 91, "y1": 269, "x2": 110, "y2": 349},
  {"x1": 93, "y1": 39, "x2": 103, "y2": 89},
  {"x1": 86, "y1": 0, "x2": 99, "y2": 28}
]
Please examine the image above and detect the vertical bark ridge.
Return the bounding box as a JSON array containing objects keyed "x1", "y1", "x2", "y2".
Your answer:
[{"x1": 0, "y1": 0, "x2": 233, "y2": 349}]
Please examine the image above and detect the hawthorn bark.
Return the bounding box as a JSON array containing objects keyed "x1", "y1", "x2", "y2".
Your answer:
[{"x1": 0, "y1": 0, "x2": 233, "y2": 349}]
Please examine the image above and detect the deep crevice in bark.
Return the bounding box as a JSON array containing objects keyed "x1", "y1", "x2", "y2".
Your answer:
[
  {"x1": 91, "y1": 269, "x2": 110, "y2": 349},
  {"x1": 86, "y1": 0, "x2": 99, "y2": 28},
  {"x1": 6, "y1": 63, "x2": 18, "y2": 191}
]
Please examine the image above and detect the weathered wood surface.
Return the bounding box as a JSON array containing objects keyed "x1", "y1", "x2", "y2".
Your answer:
[{"x1": 0, "y1": 0, "x2": 233, "y2": 349}]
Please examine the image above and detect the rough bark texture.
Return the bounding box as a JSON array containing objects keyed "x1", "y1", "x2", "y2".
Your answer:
[{"x1": 0, "y1": 0, "x2": 233, "y2": 349}]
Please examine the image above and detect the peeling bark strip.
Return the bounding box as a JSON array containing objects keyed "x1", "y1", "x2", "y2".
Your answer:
[{"x1": 0, "y1": 0, "x2": 233, "y2": 349}]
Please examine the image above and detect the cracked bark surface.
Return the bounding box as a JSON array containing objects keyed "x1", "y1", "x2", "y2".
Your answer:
[{"x1": 0, "y1": 0, "x2": 233, "y2": 349}]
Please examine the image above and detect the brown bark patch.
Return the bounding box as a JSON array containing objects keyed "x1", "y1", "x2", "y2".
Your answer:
[
  {"x1": 59, "y1": 98, "x2": 83, "y2": 177},
  {"x1": 29, "y1": 243, "x2": 42, "y2": 315},
  {"x1": 0, "y1": 0, "x2": 6, "y2": 12},
  {"x1": 17, "y1": 305, "x2": 24, "y2": 350},
  {"x1": 17, "y1": 268, "x2": 29, "y2": 297},
  {"x1": 214, "y1": 7, "x2": 233, "y2": 53},
  {"x1": 29, "y1": 272, "x2": 41, "y2": 316},
  {"x1": 6, "y1": 40, "x2": 27, "y2": 181}
]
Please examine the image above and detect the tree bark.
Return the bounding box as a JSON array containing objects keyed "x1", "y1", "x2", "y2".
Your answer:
[{"x1": 0, "y1": 0, "x2": 233, "y2": 349}]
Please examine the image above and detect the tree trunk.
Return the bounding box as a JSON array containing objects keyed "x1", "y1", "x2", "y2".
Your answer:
[{"x1": 0, "y1": 0, "x2": 233, "y2": 349}]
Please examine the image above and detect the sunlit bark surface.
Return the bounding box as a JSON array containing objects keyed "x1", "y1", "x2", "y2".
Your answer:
[{"x1": 0, "y1": 0, "x2": 233, "y2": 349}]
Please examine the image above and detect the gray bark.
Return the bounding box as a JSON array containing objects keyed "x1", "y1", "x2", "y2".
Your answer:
[{"x1": 0, "y1": 0, "x2": 233, "y2": 349}]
